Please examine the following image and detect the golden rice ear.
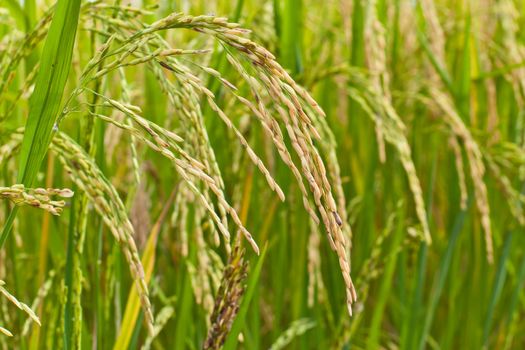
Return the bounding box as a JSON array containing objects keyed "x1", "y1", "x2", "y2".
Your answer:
[
  {"x1": 40, "y1": 132, "x2": 156, "y2": 331},
  {"x1": 70, "y1": 11, "x2": 357, "y2": 314}
]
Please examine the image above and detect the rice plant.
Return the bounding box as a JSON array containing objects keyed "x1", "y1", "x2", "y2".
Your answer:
[{"x1": 0, "y1": 0, "x2": 524, "y2": 349}]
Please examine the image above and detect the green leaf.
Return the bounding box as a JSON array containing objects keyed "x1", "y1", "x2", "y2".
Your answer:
[
  {"x1": 417, "y1": 203, "x2": 469, "y2": 350},
  {"x1": 0, "y1": 0, "x2": 81, "y2": 249},
  {"x1": 281, "y1": 0, "x2": 303, "y2": 74},
  {"x1": 366, "y1": 205, "x2": 405, "y2": 349},
  {"x1": 483, "y1": 232, "x2": 513, "y2": 348},
  {"x1": 18, "y1": 0, "x2": 81, "y2": 185}
]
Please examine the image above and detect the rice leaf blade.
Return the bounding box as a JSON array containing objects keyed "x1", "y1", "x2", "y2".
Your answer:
[
  {"x1": 0, "y1": 0, "x2": 81, "y2": 249},
  {"x1": 17, "y1": 0, "x2": 81, "y2": 186},
  {"x1": 417, "y1": 204, "x2": 469, "y2": 350},
  {"x1": 483, "y1": 232, "x2": 513, "y2": 348}
]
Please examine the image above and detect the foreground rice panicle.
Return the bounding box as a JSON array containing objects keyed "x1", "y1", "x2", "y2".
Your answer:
[
  {"x1": 0, "y1": 1, "x2": 356, "y2": 341},
  {"x1": 67, "y1": 9, "x2": 357, "y2": 315}
]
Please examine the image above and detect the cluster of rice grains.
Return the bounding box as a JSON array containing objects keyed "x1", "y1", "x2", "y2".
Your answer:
[
  {"x1": 0, "y1": 184, "x2": 73, "y2": 216},
  {"x1": 203, "y1": 244, "x2": 248, "y2": 350},
  {"x1": 1, "y1": 129, "x2": 155, "y2": 333},
  {"x1": 71, "y1": 8, "x2": 357, "y2": 320},
  {"x1": 52, "y1": 132, "x2": 156, "y2": 332}
]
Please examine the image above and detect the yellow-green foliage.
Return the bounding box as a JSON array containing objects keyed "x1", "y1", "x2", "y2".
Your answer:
[{"x1": 0, "y1": 0, "x2": 525, "y2": 349}]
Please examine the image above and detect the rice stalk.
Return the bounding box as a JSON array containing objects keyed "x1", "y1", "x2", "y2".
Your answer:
[{"x1": 449, "y1": 135, "x2": 468, "y2": 210}]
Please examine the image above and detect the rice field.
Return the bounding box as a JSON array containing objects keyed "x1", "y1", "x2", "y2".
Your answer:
[{"x1": 0, "y1": 0, "x2": 525, "y2": 349}]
